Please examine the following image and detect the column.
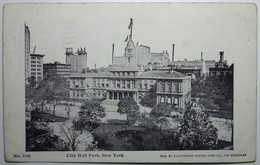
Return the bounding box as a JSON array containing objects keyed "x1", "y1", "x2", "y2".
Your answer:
[
  {"x1": 117, "y1": 92, "x2": 119, "y2": 100},
  {"x1": 112, "y1": 91, "x2": 114, "y2": 100}
]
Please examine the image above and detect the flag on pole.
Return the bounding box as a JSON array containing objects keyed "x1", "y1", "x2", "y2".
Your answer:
[
  {"x1": 128, "y1": 18, "x2": 133, "y2": 29},
  {"x1": 124, "y1": 35, "x2": 128, "y2": 42}
]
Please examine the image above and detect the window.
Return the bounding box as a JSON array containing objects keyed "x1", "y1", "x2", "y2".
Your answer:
[
  {"x1": 37, "y1": 72, "x2": 41, "y2": 75},
  {"x1": 168, "y1": 83, "x2": 172, "y2": 93},
  {"x1": 144, "y1": 84, "x2": 148, "y2": 90},
  {"x1": 37, "y1": 65, "x2": 41, "y2": 67},
  {"x1": 31, "y1": 61, "x2": 36, "y2": 63},
  {"x1": 37, "y1": 69, "x2": 41, "y2": 71},
  {"x1": 167, "y1": 97, "x2": 171, "y2": 104},
  {"x1": 132, "y1": 81, "x2": 136, "y2": 88},
  {"x1": 37, "y1": 57, "x2": 41, "y2": 60},
  {"x1": 122, "y1": 81, "x2": 125, "y2": 88},
  {"x1": 37, "y1": 61, "x2": 41, "y2": 63},
  {"x1": 81, "y1": 80, "x2": 84, "y2": 87},
  {"x1": 106, "y1": 84, "x2": 109, "y2": 87},
  {"x1": 31, "y1": 57, "x2": 36, "y2": 60},
  {"x1": 31, "y1": 72, "x2": 36, "y2": 75},
  {"x1": 139, "y1": 83, "x2": 142, "y2": 89},
  {"x1": 174, "y1": 98, "x2": 179, "y2": 105},
  {"x1": 81, "y1": 92, "x2": 84, "y2": 97},
  {"x1": 102, "y1": 83, "x2": 104, "y2": 87},
  {"x1": 161, "y1": 82, "x2": 165, "y2": 92},
  {"x1": 31, "y1": 68, "x2": 36, "y2": 71},
  {"x1": 161, "y1": 97, "x2": 165, "y2": 103},
  {"x1": 37, "y1": 76, "x2": 42, "y2": 80}
]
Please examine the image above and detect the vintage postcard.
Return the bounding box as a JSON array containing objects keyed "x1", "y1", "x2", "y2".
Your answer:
[{"x1": 3, "y1": 2, "x2": 257, "y2": 163}]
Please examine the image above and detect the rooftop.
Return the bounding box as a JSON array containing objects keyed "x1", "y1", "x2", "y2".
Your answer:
[
  {"x1": 140, "y1": 70, "x2": 186, "y2": 79},
  {"x1": 30, "y1": 53, "x2": 45, "y2": 57}
]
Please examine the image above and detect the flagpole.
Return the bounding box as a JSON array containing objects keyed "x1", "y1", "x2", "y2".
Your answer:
[
  {"x1": 130, "y1": 23, "x2": 133, "y2": 40},
  {"x1": 129, "y1": 18, "x2": 133, "y2": 40}
]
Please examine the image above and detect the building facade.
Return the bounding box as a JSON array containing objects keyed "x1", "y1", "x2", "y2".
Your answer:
[
  {"x1": 43, "y1": 62, "x2": 71, "y2": 78},
  {"x1": 209, "y1": 51, "x2": 234, "y2": 78},
  {"x1": 25, "y1": 24, "x2": 31, "y2": 83},
  {"x1": 65, "y1": 47, "x2": 87, "y2": 73},
  {"x1": 70, "y1": 70, "x2": 191, "y2": 109},
  {"x1": 30, "y1": 54, "x2": 44, "y2": 82},
  {"x1": 168, "y1": 59, "x2": 215, "y2": 76}
]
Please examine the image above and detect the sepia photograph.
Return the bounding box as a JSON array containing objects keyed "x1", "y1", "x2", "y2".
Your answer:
[{"x1": 2, "y1": 2, "x2": 257, "y2": 163}]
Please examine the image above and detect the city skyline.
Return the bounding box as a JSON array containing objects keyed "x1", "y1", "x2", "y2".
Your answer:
[{"x1": 16, "y1": 3, "x2": 255, "y2": 68}]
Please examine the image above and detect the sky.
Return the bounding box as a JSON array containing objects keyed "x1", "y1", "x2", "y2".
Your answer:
[{"x1": 6, "y1": 3, "x2": 256, "y2": 69}]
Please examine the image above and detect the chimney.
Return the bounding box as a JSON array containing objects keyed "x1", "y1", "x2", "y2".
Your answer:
[
  {"x1": 172, "y1": 44, "x2": 175, "y2": 62},
  {"x1": 112, "y1": 43, "x2": 114, "y2": 65},
  {"x1": 201, "y1": 52, "x2": 203, "y2": 61},
  {"x1": 84, "y1": 47, "x2": 86, "y2": 52},
  {"x1": 219, "y1": 51, "x2": 224, "y2": 62}
]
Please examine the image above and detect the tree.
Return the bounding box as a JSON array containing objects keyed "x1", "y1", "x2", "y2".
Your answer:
[
  {"x1": 117, "y1": 97, "x2": 140, "y2": 126},
  {"x1": 139, "y1": 85, "x2": 157, "y2": 108},
  {"x1": 178, "y1": 108, "x2": 218, "y2": 150},
  {"x1": 26, "y1": 70, "x2": 70, "y2": 114},
  {"x1": 40, "y1": 70, "x2": 70, "y2": 115},
  {"x1": 75, "y1": 98, "x2": 106, "y2": 132},
  {"x1": 26, "y1": 121, "x2": 68, "y2": 151},
  {"x1": 59, "y1": 121, "x2": 89, "y2": 151},
  {"x1": 150, "y1": 103, "x2": 174, "y2": 129}
]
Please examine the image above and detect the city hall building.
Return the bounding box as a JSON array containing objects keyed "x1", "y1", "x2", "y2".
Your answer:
[
  {"x1": 69, "y1": 19, "x2": 192, "y2": 109},
  {"x1": 70, "y1": 69, "x2": 191, "y2": 109}
]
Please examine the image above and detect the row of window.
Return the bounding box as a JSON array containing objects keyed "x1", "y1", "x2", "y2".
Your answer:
[
  {"x1": 160, "y1": 96, "x2": 179, "y2": 105},
  {"x1": 158, "y1": 82, "x2": 182, "y2": 93},
  {"x1": 96, "y1": 83, "x2": 109, "y2": 88},
  {"x1": 31, "y1": 68, "x2": 41, "y2": 71},
  {"x1": 31, "y1": 57, "x2": 42, "y2": 60},
  {"x1": 111, "y1": 72, "x2": 136, "y2": 77},
  {"x1": 31, "y1": 72, "x2": 42, "y2": 75},
  {"x1": 72, "y1": 90, "x2": 84, "y2": 98},
  {"x1": 31, "y1": 65, "x2": 42, "y2": 67},
  {"x1": 72, "y1": 80, "x2": 84, "y2": 88},
  {"x1": 31, "y1": 61, "x2": 41, "y2": 64}
]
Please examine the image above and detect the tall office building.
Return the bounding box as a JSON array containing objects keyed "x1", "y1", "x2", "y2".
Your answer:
[
  {"x1": 24, "y1": 24, "x2": 44, "y2": 83},
  {"x1": 25, "y1": 23, "x2": 31, "y2": 83},
  {"x1": 65, "y1": 47, "x2": 87, "y2": 73}
]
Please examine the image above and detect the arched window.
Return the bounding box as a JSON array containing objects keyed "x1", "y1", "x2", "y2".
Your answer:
[
  {"x1": 174, "y1": 98, "x2": 179, "y2": 105},
  {"x1": 161, "y1": 96, "x2": 165, "y2": 103},
  {"x1": 167, "y1": 97, "x2": 172, "y2": 104}
]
